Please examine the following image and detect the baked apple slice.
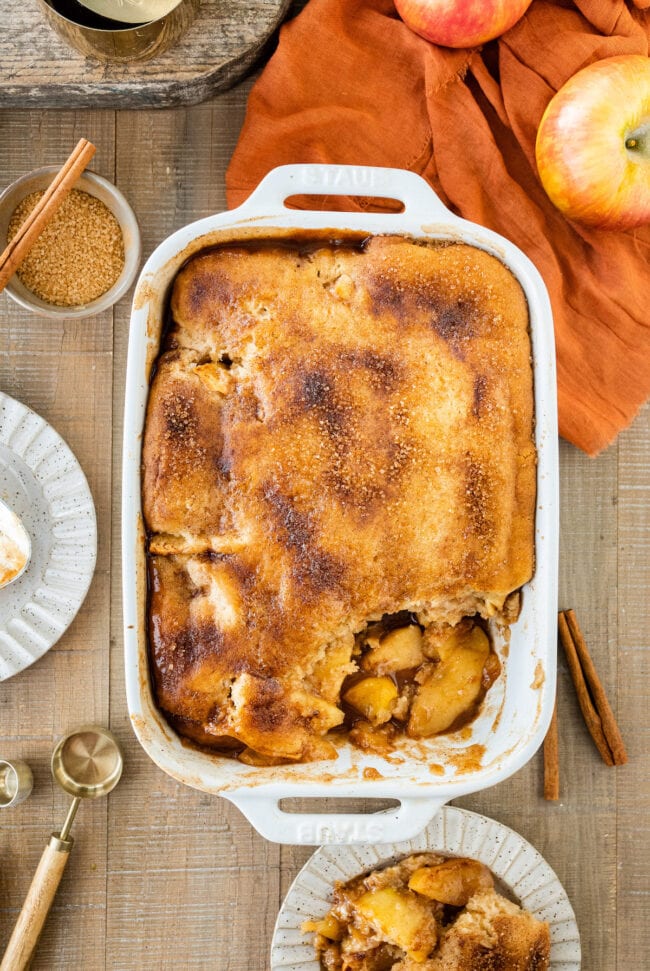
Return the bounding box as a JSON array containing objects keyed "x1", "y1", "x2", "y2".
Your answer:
[{"x1": 408, "y1": 626, "x2": 490, "y2": 737}]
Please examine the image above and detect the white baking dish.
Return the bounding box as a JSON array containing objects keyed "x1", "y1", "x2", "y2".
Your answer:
[{"x1": 123, "y1": 164, "x2": 558, "y2": 846}]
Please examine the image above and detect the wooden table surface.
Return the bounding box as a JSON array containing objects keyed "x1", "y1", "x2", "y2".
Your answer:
[{"x1": 0, "y1": 74, "x2": 648, "y2": 971}]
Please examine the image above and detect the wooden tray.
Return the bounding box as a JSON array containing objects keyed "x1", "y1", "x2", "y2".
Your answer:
[{"x1": 0, "y1": 0, "x2": 291, "y2": 108}]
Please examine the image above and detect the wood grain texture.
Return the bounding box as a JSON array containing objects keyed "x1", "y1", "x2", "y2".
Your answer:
[
  {"x1": 616, "y1": 401, "x2": 650, "y2": 964},
  {"x1": 0, "y1": 73, "x2": 648, "y2": 970},
  {"x1": 0, "y1": 0, "x2": 291, "y2": 109},
  {"x1": 0, "y1": 837, "x2": 72, "y2": 971},
  {"x1": 0, "y1": 110, "x2": 114, "y2": 971}
]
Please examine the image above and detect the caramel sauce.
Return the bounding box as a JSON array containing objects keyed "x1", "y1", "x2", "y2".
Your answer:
[
  {"x1": 446, "y1": 743, "x2": 487, "y2": 775},
  {"x1": 339, "y1": 613, "x2": 501, "y2": 740},
  {"x1": 362, "y1": 767, "x2": 384, "y2": 781}
]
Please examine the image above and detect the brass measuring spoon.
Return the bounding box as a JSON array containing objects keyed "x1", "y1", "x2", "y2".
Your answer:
[{"x1": 0, "y1": 726, "x2": 123, "y2": 971}]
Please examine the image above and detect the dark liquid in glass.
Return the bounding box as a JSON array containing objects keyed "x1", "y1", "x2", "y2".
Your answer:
[{"x1": 48, "y1": 0, "x2": 145, "y2": 29}]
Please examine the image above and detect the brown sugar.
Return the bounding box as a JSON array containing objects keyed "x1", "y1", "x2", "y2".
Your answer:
[{"x1": 8, "y1": 188, "x2": 124, "y2": 307}]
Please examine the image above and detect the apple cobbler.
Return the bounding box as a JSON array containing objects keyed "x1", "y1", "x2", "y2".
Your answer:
[
  {"x1": 143, "y1": 234, "x2": 535, "y2": 763},
  {"x1": 304, "y1": 853, "x2": 550, "y2": 970}
]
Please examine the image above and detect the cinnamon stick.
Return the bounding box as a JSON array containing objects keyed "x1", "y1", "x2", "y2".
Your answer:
[
  {"x1": 558, "y1": 612, "x2": 627, "y2": 765},
  {"x1": 564, "y1": 609, "x2": 627, "y2": 765},
  {"x1": 0, "y1": 138, "x2": 96, "y2": 294},
  {"x1": 558, "y1": 611, "x2": 614, "y2": 766},
  {"x1": 543, "y1": 699, "x2": 559, "y2": 800}
]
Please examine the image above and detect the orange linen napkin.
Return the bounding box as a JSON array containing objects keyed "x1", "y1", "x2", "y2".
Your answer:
[{"x1": 226, "y1": 0, "x2": 650, "y2": 455}]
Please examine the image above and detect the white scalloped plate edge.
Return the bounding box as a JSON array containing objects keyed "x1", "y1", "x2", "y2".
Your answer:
[
  {"x1": 0, "y1": 392, "x2": 97, "y2": 680},
  {"x1": 271, "y1": 806, "x2": 581, "y2": 970}
]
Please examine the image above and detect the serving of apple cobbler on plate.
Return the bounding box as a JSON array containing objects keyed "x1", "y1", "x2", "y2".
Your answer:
[{"x1": 304, "y1": 852, "x2": 550, "y2": 971}]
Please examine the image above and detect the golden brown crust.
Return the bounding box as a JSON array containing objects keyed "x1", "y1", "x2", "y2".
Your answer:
[
  {"x1": 143, "y1": 236, "x2": 535, "y2": 761},
  {"x1": 423, "y1": 894, "x2": 551, "y2": 971}
]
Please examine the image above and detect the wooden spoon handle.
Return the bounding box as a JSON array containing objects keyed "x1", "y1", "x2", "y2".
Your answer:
[{"x1": 0, "y1": 835, "x2": 73, "y2": 971}]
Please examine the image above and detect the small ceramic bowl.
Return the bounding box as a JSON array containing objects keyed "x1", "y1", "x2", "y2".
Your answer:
[{"x1": 0, "y1": 166, "x2": 141, "y2": 319}]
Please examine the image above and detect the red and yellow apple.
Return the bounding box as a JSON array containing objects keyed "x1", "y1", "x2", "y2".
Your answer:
[
  {"x1": 394, "y1": 0, "x2": 533, "y2": 49},
  {"x1": 536, "y1": 55, "x2": 650, "y2": 230}
]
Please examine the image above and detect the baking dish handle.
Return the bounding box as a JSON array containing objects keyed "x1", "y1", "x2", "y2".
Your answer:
[
  {"x1": 226, "y1": 793, "x2": 444, "y2": 845},
  {"x1": 234, "y1": 163, "x2": 452, "y2": 221}
]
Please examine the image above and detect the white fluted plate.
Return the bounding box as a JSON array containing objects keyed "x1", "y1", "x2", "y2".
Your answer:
[
  {"x1": 0, "y1": 392, "x2": 97, "y2": 680},
  {"x1": 272, "y1": 806, "x2": 581, "y2": 970}
]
